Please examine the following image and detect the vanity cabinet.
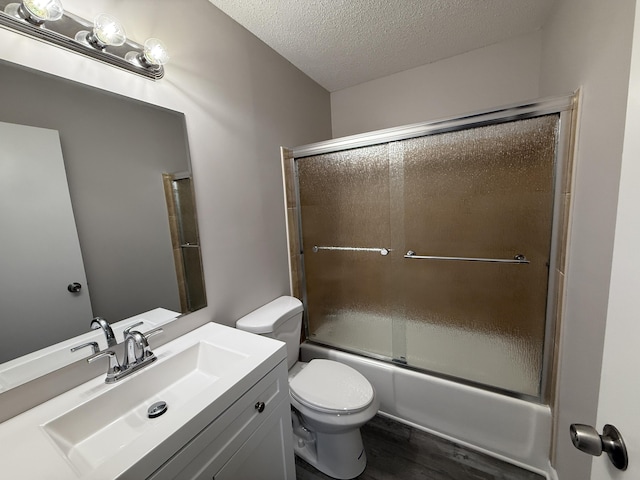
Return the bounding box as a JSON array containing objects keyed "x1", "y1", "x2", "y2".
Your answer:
[
  {"x1": 146, "y1": 360, "x2": 295, "y2": 480},
  {"x1": 0, "y1": 323, "x2": 291, "y2": 479}
]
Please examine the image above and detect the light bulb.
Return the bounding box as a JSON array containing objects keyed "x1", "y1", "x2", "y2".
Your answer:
[
  {"x1": 22, "y1": 0, "x2": 63, "y2": 22},
  {"x1": 4, "y1": 0, "x2": 64, "y2": 24},
  {"x1": 142, "y1": 38, "x2": 169, "y2": 66},
  {"x1": 92, "y1": 13, "x2": 126, "y2": 47}
]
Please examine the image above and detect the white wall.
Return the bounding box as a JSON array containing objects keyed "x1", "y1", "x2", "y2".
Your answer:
[
  {"x1": 0, "y1": 0, "x2": 331, "y2": 419},
  {"x1": 591, "y1": 6, "x2": 640, "y2": 479},
  {"x1": 330, "y1": 31, "x2": 542, "y2": 138},
  {"x1": 538, "y1": 1, "x2": 636, "y2": 479}
]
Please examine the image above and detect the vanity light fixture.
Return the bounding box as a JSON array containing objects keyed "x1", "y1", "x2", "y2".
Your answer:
[{"x1": 0, "y1": 0, "x2": 168, "y2": 79}]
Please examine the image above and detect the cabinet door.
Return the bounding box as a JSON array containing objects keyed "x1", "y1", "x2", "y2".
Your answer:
[
  {"x1": 215, "y1": 398, "x2": 295, "y2": 480},
  {"x1": 145, "y1": 362, "x2": 290, "y2": 480}
]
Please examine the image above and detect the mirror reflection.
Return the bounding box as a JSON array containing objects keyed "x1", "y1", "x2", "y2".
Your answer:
[{"x1": 0, "y1": 60, "x2": 206, "y2": 390}]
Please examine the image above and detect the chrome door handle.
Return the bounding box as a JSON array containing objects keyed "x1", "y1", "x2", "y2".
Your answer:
[
  {"x1": 312, "y1": 245, "x2": 391, "y2": 256},
  {"x1": 404, "y1": 250, "x2": 529, "y2": 264},
  {"x1": 570, "y1": 423, "x2": 628, "y2": 470}
]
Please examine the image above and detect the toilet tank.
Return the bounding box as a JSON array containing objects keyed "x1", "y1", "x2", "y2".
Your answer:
[{"x1": 236, "y1": 296, "x2": 303, "y2": 369}]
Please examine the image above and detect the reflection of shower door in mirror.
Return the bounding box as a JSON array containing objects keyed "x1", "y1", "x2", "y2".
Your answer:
[
  {"x1": 0, "y1": 122, "x2": 92, "y2": 364},
  {"x1": 163, "y1": 173, "x2": 207, "y2": 313},
  {"x1": 297, "y1": 114, "x2": 559, "y2": 398}
]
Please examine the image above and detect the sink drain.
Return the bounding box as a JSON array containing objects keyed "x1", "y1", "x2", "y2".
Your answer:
[{"x1": 148, "y1": 401, "x2": 168, "y2": 418}]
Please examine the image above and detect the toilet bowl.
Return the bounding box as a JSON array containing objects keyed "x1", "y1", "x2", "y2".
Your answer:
[{"x1": 236, "y1": 296, "x2": 378, "y2": 479}]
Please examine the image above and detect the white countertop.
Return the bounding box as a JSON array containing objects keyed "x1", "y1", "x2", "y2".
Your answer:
[{"x1": 0, "y1": 322, "x2": 286, "y2": 479}]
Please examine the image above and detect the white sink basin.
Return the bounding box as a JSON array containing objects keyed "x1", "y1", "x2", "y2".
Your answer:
[
  {"x1": 0, "y1": 321, "x2": 286, "y2": 479},
  {"x1": 43, "y1": 342, "x2": 248, "y2": 475}
]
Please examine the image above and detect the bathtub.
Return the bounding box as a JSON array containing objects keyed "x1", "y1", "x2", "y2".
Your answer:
[{"x1": 300, "y1": 342, "x2": 556, "y2": 479}]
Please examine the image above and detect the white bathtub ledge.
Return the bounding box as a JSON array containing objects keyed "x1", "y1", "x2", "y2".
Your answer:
[{"x1": 301, "y1": 343, "x2": 553, "y2": 478}]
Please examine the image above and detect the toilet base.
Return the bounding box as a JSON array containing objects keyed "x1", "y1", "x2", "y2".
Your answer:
[{"x1": 292, "y1": 413, "x2": 367, "y2": 480}]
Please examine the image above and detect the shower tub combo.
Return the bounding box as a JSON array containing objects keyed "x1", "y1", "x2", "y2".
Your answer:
[{"x1": 282, "y1": 95, "x2": 576, "y2": 478}]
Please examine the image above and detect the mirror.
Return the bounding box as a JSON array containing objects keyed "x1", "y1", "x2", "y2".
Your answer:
[{"x1": 0, "y1": 59, "x2": 206, "y2": 391}]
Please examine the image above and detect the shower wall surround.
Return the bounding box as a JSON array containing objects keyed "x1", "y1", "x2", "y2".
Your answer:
[{"x1": 284, "y1": 96, "x2": 575, "y2": 401}]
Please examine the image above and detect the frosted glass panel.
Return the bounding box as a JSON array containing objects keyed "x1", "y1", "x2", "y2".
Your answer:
[
  {"x1": 399, "y1": 116, "x2": 557, "y2": 395},
  {"x1": 296, "y1": 115, "x2": 559, "y2": 397},
  {"x1": 402, "y1": 117, "x2": 557, "y2": 261},
  {"x1": 298, "y1": 146, "x2": 394, "y2": 358}
]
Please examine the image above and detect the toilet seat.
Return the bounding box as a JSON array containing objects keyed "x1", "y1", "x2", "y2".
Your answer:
[{"x1": 289, "y1": 359, "x2": 374, "y2": 414}]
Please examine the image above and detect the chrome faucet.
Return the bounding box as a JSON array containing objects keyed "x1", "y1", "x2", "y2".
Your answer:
[
  {"x1": 88, "y1": 325, "x2": 163, "y2": 383},
  {"x1": 90, "y1": 317, "x2": 117, "y2": 348},
  {"x1": 122, "y1": 324, "x2": 163, "y2": 368}
]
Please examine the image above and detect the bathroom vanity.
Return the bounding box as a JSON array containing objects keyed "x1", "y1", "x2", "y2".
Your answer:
[{"x1": 0, "y1": 323, "x2": 295, "y2": 479}]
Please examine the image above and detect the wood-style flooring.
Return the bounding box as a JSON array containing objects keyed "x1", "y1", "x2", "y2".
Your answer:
[{"x1": 295, "y1": 415, "x2": 545, "y2": 480}]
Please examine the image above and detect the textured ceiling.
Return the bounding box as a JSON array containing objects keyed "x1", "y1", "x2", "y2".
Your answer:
[{"x1": 208, "y1": 0, "x2": 557, "y2": 92}]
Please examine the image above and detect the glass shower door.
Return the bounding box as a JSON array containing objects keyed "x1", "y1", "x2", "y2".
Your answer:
[
  {"x1": 396, "y1": 115, "x2": 559, "y2": 396},
  {"x1": 298, "y1": 144, "x2": 395, "y2": 358},
  {"x1": 296, "y1": 113, "x2": 560, "y2": 397}
]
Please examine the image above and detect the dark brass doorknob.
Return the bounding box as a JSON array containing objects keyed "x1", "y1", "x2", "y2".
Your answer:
[
  {"x1": 570, "y1": 423, "x2": 628, "y2": 470},
  {"x1": 67, "y1": 282, "x2": 82, "y2": 293}
]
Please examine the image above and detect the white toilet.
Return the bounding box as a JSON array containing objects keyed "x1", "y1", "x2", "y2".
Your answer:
[{"x1": 236, "y1": 296, "x2": 379, "y2": 480}]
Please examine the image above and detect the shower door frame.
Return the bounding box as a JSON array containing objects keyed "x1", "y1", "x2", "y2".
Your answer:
[{"x1": 286, "y1": 93, "x2": 577, "y2": 403}]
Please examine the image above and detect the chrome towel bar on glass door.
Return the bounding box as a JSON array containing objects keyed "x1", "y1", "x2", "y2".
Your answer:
[
  {"x1": 312, "y1": 246, "x2": 390, "y2": 256},
  {"x1": 404, "y1": 250, "x2": 530, "y2": 264}
]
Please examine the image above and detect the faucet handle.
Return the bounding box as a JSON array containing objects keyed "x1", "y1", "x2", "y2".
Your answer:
[
  {"x1": 143, "y1": 327, "x2": 164, "y2": 341},
  {"x1": 123, "y1": 321, "x2": 144, "y2": 337},
  {"x1": 142, "y1": 327, "x2": 164, "y2": 357},
  {"x1": 88, "y1": 350, "x2": 121, "y2": 380},
  {"x1": 70, "y1": 341, "x2": 100, "y2": 355}
]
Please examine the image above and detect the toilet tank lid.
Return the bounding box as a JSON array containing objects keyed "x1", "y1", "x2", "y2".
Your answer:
[{"x1": 236, "y1": 296, "x2": 303, "y2": 334}]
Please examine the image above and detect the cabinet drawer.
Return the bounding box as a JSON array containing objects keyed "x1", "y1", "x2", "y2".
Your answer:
[{"x1": 148, "y1": 362, "x2": 288, "y2": 480}]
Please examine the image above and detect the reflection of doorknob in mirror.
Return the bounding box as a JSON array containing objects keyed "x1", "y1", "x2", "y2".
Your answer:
[
  {"x1": 570, "y1": 423, "x2": 628, "y2": 470},
  {"x1": 67, "y1": 282, "x2": 82, "y2": 293}
]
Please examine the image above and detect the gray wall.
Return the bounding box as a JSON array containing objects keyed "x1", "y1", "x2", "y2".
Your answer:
[
  {"x1": 0, "y1": 62, "x2": 185, "y2": 325},
  {"x1": 330, "y1": 31, "x2": 542, "y2": 137}
]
